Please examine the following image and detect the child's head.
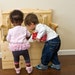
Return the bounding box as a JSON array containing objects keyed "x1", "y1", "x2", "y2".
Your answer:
[
  {"x1": 24, "y1": 13, "x2": 39, "y2": 30},
  {"x1": 9, "y1": 9, "x2": 24, "y2": 26}
]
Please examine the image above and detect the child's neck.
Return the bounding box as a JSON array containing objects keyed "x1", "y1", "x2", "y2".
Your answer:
[{"x1": 13, "y1": 23, "x2": 22, "y2": 26}]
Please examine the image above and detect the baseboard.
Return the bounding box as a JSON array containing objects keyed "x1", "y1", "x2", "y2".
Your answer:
[
  {"x1": 0, "y1": 49, "x2": 75, "y2": 58},
  {"x1": 58, "y1": 49, "x2": 75, "y2": 55}
]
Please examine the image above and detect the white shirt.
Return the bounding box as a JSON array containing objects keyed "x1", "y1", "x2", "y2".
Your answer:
[{"x1": 35, "y1": 23, "x2": 58, "y2": 41}]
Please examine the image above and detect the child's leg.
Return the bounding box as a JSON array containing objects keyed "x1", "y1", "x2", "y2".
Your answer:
[
  {"x1": 41, "y1": 41, "x2": 54, "y2": 65},
  {"x1": 50, "y1": 52, "x2": 61, "y2": 70},
  {"x1": 51, "y1": 37, "x2": 61, "y2": 65},
  {"x1": 36, "y1": 42, "x2": 49, "y2": 70},
  {"x1": 12, "y1": 51, "x2": 21, "y2": 74},
  {"x1": 50, "y1": 40, "x2": 61, "y2": 70},
  {"x1": 49, "y1": 36, "x2": 61, "y2": 70},
  {"x1": 51, "y1": 52, "x2": 60, "y2": 65},
  {"x1": 22, "y1": 50, "x2": 33, "y2": 74}
]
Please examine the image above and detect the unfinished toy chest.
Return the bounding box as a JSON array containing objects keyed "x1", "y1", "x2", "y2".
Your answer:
[{"x1": 0, "y1": 9, "x2": 58, "y2": 69}]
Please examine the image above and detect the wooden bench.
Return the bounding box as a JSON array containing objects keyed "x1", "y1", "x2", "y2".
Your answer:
[{"x1": 0, "y1": 9, "x2": 58, "y2": 69}]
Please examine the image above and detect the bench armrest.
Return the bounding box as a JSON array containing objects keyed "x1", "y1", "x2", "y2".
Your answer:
[{"x1": 49, "y1": 22, "x2": 58, "y2": 31}]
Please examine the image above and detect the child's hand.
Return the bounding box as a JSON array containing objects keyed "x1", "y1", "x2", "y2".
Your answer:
[
  {"x1": 36, "y1": 38, "x2": 40, "y2": 42},
  {"x1": 32, "y1": 32, "x2": 37, "y2": 40}
]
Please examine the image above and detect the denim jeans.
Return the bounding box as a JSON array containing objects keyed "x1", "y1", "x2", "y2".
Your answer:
[
  {"x1": 41, "y1": 36, "x2": 61, "y2": 66},
  {"x1": 12, "y1": 50, "x2": 30, "y2": 63}
]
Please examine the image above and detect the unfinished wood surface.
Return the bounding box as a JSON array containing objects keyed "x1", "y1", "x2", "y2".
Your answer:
[{"x1": 0, "y1": 9, "x2": 58, "y2": 69}]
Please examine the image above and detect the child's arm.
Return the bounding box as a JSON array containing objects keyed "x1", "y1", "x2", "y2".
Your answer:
[
  {"x1": 36, "y1": 25, "x2": 47, "y2": 42},
  {"x1": 28, "y1": 35, "x2": 34, "y2": 42},
  {"x1": 6, "y1": 29, "x2": 11, "y2": 42},
  {"x1": 35, "y1": 25, "x2": 46, "y2": 42},
  {"x1": 26, "y1": 28, "x2": 31, "y2": 40}
]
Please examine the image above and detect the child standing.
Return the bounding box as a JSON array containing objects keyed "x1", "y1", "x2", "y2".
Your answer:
[
  {"x1": 24, "y1": 13, "x2": 61, "y2": 70},
  {"x1": 6, "y1": 10, "x2": 33, "y2": 74}
]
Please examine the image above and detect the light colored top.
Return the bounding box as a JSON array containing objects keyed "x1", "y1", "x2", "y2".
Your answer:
[
  {"x1": 6, "y1": 26, "x2": 30, "y2": 51},
  {"x1": 35, "y1": 23, "x2": 58, "y2": 41}
]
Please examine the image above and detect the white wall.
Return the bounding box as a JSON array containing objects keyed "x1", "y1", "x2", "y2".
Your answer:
[{"x1": 0, "y1": 0, "x2": 75, "y2": 49}]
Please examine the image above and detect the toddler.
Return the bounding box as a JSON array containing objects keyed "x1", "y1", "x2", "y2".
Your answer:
[
  {"x1": 24, "y1": 13, "x2": 61, "y2": 70},
  {"x1": 6, "y1": 10, "x2": 33, "y2": 74}
]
